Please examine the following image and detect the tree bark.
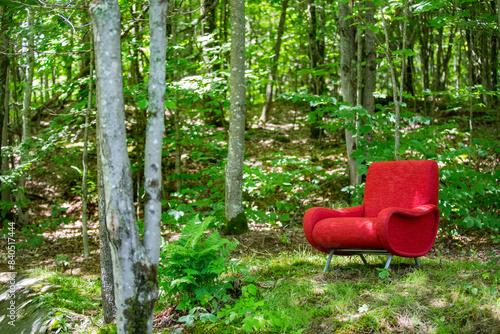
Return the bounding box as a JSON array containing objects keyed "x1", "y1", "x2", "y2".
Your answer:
[
  {"x1": 17, "y1": 7, "x2": 35, "y2": 226},
  {"x1": 97, "y1": 95, "x2": 116, "y2": 325},
  {"x1": 307, "y1": 0, "x2": 326, "y2": 140},
  {"x1": 202, "y1": 0, "x2": 223, "y2": 126},
  {"x1": 338, "y1": 2, "x2": 358, "y2": 185},
  {"x1": 260, "y1": 0, "x2": 289, "y2": 123},
  {"x1": 0, "y1": 6, "x2": 10, "y2": 169},
  {"x1": 144, "y1": 0, "x2": 167, "y2": 268},
  {"x1": 91, "y1": 1, "x2": 158, "y2": 332},
  {"x1": 224, "y1": 0, "x2": 248, "y2": 233},
  {"x1": 1, "y1": 68, "x2": 9, "y2": 203},
  {"x1": 363, "y1": 1, "x2": 377, "y2": 116},
  {"x1": 379, "y1": 3, "x2": 406, "y2": 160},
  {"x1": 81, "y1": 36, "x2": 93, "y2": 258}
]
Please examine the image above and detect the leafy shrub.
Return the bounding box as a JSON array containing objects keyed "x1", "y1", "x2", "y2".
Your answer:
[{"x1": 158, "y1": 215, "x2": 240, "y2": 313}]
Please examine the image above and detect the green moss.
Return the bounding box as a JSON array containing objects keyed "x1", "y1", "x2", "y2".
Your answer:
[
  {"x1": 97, "y1": 324, "x2": 117, "y2": 334},
  {"x1": 275, "y1": 135, "x2": 291, "y2": 143},
  {"x1": 220, "y1": 212, "x2": 249, "y2": 235}
]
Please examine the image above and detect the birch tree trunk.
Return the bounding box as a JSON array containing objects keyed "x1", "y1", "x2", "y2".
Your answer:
[
  {"x1": 144, "y1": 0, "x2": 167, "y2": 268},
  {"x1": 91, "y1": 0, "x2": 159, "y2": 332},
  {"x1": 260, "y1": 0, "x2": 289, "y2": 123},
  {"x1": 224, "y1": 0, "x2": 248, "y2": 234},
  {"x1": 17, "y1": 7, "x2": 35, "y2": 226},
  {"x1": 97, "y1": 103, "x2": 116, "y2": 324}
]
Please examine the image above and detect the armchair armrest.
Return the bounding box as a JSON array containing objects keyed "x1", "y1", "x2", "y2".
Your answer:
[
  {"x1": 376, "y1": 204, "x2": 440, "y2": 257},
  {"x1": 303, "y1": 205, "x2": 364, "y2": 253}
]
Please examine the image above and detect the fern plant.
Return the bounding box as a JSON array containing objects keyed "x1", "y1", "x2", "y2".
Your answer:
[{"x1": 158, "y1": 215, "x2": 240, "y2": 312}]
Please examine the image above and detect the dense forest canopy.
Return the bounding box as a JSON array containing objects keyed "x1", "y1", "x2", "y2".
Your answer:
[{"x1": 0, "y1": 0, "x2": 499, "y2": 332}]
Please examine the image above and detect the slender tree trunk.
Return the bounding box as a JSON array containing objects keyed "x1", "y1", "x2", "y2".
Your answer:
[
  {"x1": 144, "y1": 0, "x2": 167, "y2": 269},
  {"x1": 307, "y1": 0, "x2": 326, "y2": 140},
  {"x1": 91, "y1": 1, "x2": 159, "y2": 332},
  {"x1": 362, "y1": 1, "x2": 377, "y2": 116},
  {"x1": 81, "y1": 37, "x2": 93, "y2": 258},
  {"x1": 465, "y1": 28, "x2": 474, "y2": 149},
  {"x1": 224, "y1": 0, "x2": 248, "y2": 234},
  {"x1": 17, "y1": 8, "x2": 35, "y2": 226},
  {"x1": 1, "y1": 68, "x2": 9, "y2": 202},
  {"x1": 202, "y1": 0, "x2": 222, "y2": 126},
  {"x1": 380, "y1": 3, "x2": 406, "y2": 160},
  {"x1": 97, "y1": 94, "x2": 116, "y2": 325},
  {"x1": 497, "y1": 0, "x2": 500, "y2": 137},
  {"x1": 419, "y1": 15, "x2": 431, "y2": 115},
  {"x1": 0, "y1": 6, "x2": 10, "y2": 167},
  {"x1": 338, "y1": 2, "x2": 358, "y2": 185},
  {"x1": 171, "y1": 10, "x2": 182, "y2": 193},
  {"x1": 260, "y1": 0, "x2": 289, "y2": 123}
]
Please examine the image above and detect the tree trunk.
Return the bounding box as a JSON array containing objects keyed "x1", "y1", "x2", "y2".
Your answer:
[
  {"x1": 81, "y1": 37, "x2": 93, "y2": 258},
  {"x1": 202, "y1": 0, "x2": 222, "y2": 126},
  {"x1": 307, "y1": 0, "x2": 326, "y2": 140},
  {"x1": 97, "y1": 93, "x2": 116, "y2": 325},
  {"x1": 1, "y1": 68, "x2": 9, "y2": 203},
  {"x1": 338, "y1": 2, "x2": 358, "y2": 185},
  {"x1": 0, "y1": 6, "x2": 10, "y2": 169},
  {"x1": 17, "y1": 7, "x2": 35, "y2": 226},
  {"x1": 362, "y1": 1, "x2": 377, "y2": 116},
  {"x1": 144, "y1": 0, "x2": 167, "y2": 268},
  {"x1": 224, "y1": 0, "x2": 248, "y2": 235},
  {"x1": 260, "y1": 0, "x2": 289, "y2": 123},
  {"x1": 91, "y1": 0, "x2": 159, "y2": 332},
  {"x1": 419, "y1": 14, "x2": 431, "y2": 115},
  {"x1": 171, "y1": 10, "x2": 182, "y2": 193},
  {"x1": 380, "y1": 3, "x2": 406, "y2": 160}
]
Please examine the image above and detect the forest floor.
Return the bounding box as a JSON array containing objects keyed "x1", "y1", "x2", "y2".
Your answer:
[{"x1": 0, "y1": 102, "x2": 498, "y2": 333}]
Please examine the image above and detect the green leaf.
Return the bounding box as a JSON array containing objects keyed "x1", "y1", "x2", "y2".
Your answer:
[
  {"x1": 138, "y1": 99, "x2": 148, "y2": 110},
  {"x1": 200, "y1": 313, "x2": 216, "y2": 323},
  {"x1": 247, "y1": 284, "x2": 257, "y2": 296},
  {"x1": 474, "y1": 182, "x2": 485, "y2": 196},
  {"x1": 464, "y1": 216, "x2": 475, "y2": 228},
  {"x1": 165, "y1": 100, "x2": 177, "y2": 109}
]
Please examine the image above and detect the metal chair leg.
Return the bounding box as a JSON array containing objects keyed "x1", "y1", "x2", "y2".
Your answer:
[
  {"x1": 359, "y1": 254, "x2": 368, "y2": 266},
  {"x1": 384, "y1": 255, "x2": 393, "y2": 269},
  {"x1": 414, "y1": 257, "x2": 421, "y2": 267},
  {"x1": 324, "y1": 249, "x2": 335, "y2": 272}
]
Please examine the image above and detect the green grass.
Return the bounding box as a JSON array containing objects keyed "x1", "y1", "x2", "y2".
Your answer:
[
  {"x1": 26, "y1": 269, "x2": 104, "y2": 333},
  {"x1": 24, "y1": 249, "x2": 500, "y2": 334},
  {"x1": 32, "y1": 269, "x2": 102, "y2": 313},
  {"x1": 189, "y1": 249, "x2": 500, "y2": 333}
]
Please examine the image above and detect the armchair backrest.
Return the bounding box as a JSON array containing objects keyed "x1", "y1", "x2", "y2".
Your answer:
[{"x1": 363, "y1": 160, "x2": 439, "y2": 218}]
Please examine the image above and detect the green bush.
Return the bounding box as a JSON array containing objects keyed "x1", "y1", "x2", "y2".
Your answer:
[{"x1": 158, "y1": 215, "x2": 240, "y2": 314}]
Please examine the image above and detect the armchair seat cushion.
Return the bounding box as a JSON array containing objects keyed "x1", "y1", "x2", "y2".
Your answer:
[{"x1": 312, "y1": 217, "x2": 383, "y2": 250}]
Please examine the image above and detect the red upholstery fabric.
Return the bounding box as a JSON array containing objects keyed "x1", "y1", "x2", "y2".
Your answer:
[
  {"x1": 312, "y1": 217, "x2": 382, "y2": 250},
  {"x1": 303, "y1": 206, "x2": 364, "y2": 254},
  {"x1": 376, "y1": 204, "x2": 440, "y2": 257},
  {"x1": 363, "y1": 160, "x2": 439, "y2": 218},
  {"x1": 303, "y1": 160, "x2": 440, "y2": 258}
]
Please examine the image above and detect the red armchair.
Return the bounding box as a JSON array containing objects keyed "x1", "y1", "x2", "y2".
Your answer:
[{"x1": 303, "y1": 160, "x2": 440, "y2": 271}]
